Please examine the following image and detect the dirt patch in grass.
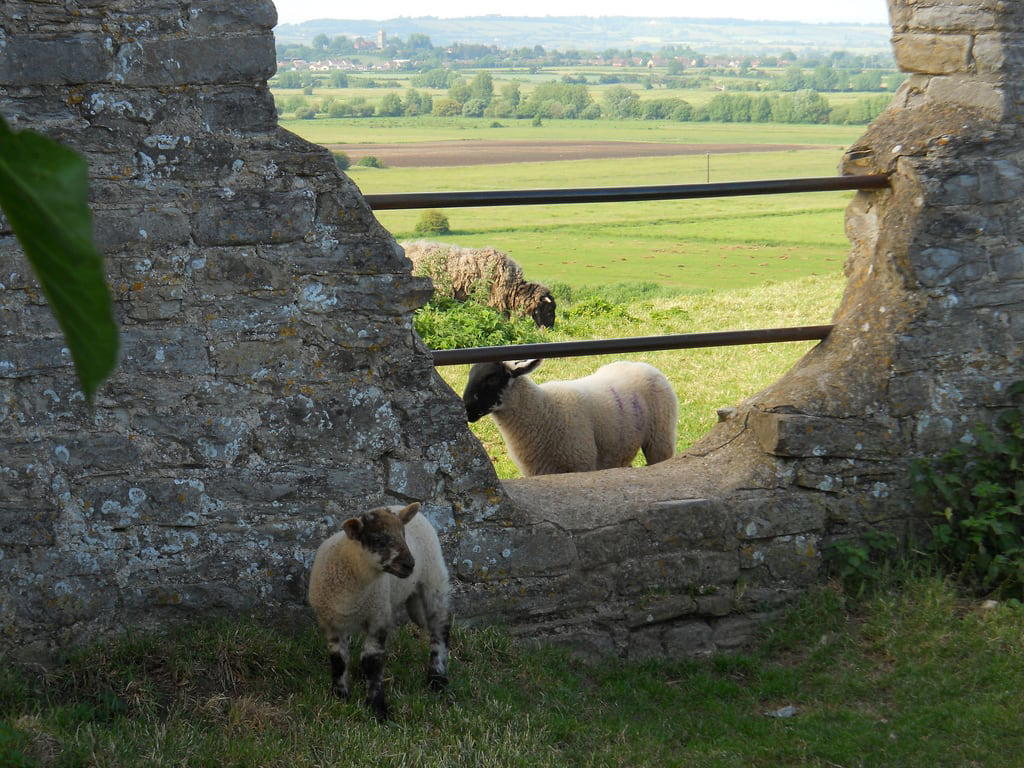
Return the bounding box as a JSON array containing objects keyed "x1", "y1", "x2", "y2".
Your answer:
[{"x1": 325, "y1": 140, "x2": 822, "y2": 167}]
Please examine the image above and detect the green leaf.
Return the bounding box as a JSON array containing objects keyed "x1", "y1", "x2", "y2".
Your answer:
[{"x1": 0, "y1": 115, "x2": 118, "y2": 403}]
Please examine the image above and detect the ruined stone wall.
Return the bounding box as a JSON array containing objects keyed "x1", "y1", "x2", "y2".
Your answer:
[
  {"x1": 0, "y1": 0, "x2": 506, "y2": 659},
  {"x1": 2, "y1": 0, "x2": 1022, "y2": 661}
]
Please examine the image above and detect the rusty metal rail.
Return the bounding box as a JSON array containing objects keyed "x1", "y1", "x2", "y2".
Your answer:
[
  {"x1": 432, "y1": 325, "x2": 833, "y2": 366},
  {"x1": 365, "y1": 174, "x2": 889, "y2": 210}
]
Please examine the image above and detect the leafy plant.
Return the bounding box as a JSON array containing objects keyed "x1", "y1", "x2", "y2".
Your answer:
[
  {"x1": 912, "y1": 382, "x2": 1024, "y2": 599},
  {"x1": 825, "y1": 529, "x2": 899, "y2": 596},
  {"x1": 413, "y1": 209, "x2": 450, "y2": 236},
  {"x1": 413, "y1": 296, "x2": 544, "y2": 350},
  {"x1": 356, "y1": 155, "x2": 384, "y2": 168},
  {"x1": 0, "y1": 115, "x2": 118, "y2": 403}
]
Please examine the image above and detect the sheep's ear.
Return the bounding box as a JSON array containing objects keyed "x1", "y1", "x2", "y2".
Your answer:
[
  {"x1": 541, "y1": 295, "x2": 554, "y2": 303},
  {"x1": 342, "y1": 517, "x2": 364, "y2": 540},
  {"x1": 398, "y1": 502, "x2": 421, "y2": 525},
  {"x1": 505, "y1": 358, "x2": 542, "y2": 377}
]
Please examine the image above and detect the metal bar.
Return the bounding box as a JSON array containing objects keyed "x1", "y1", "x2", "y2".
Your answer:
[
  {"x1": 432, "y1": 324, "x2": 833, "y2": 366},
  {"x1": 366, "y1": 174, "x2": 888, "y2": 210}
]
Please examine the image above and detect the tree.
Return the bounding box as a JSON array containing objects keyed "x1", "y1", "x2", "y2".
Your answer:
[
  {"x1": 779, "y1": 65, "x2": 805, "y2": 91},
  {"x1": 414, "y1": 210, "x2": 450, "y2": 235},
  {"x1": 407, "y1": 33, "x2": 433, "y2": 49},
  {"x1": 500, "y1": 82, "x2": 521, "y2": 109},
  {"x1": 329, "y1": 72, "x2": 349, "y2": 88},
  {"x1": 469, "y1": 72, "x2": 493, "y2": 104},
  {"x1": 447, "y1": 80, "x2": 471, "y2": 105},
  {"x1": 312, "y1": 33, "x2": 329, "y2": 50},
  {"x1": 378, "y1": 92, "x2": 403, "y2": 116},
  {"x1": 461, "y1": 98, "x2": 487, "y2": 117},
  {"x1": 431, "y1": 98, "x2": 462, "y2": 117},
  {"x1": 603, "y1": 85, "x2": 640, "y2": 119},
  {"x1": 0, "y1": 116, "x2": 118, "y2": 402}
]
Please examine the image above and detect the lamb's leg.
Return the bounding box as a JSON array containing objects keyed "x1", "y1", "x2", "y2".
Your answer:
[
  {"x1": 327, "y1": 633, "x2": 351, "y2": 700},
  {"x1": 405, "y1": 591, "x2": 428, "y2": 630},
  {"x1": 360, "y1": 626, "x2": 390, "y2": 721},
  {"x1": 423, "y1": 588, "x2": 452, "y2": 691}
]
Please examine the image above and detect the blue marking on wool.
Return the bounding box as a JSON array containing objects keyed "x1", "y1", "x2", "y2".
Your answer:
[
  {"x1": 610, "y1": 386, "x2": 625, "y2": 414},
  {"x1": 630, "y1": 393, "x2": 644, "y2": 432}
]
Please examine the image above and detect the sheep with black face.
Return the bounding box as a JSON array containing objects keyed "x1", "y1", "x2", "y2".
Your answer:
[
  {"x1": 308, "y1": 502, "x2": 451, "y2": 721},
  {"x1": 402, "y1": 240, "x2": 557, "y2": 328},
  {"x1": 463, "y1": 359, "x2": 678, "y2": 476}
]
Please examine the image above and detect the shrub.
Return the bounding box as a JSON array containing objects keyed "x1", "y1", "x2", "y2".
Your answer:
[
  {"x1": 294, "y1": 106, "x2": 317, "y2": 120},
  {"x1": 302, "y1": 85, "x2": 314, "y2": 95},
  {"x1": 413, "y1": 210, "x2": 450, "y2": 236},
  {"x1": 912, "y1": 381, "x2": 1024, "y2": 600},
  {"x1": 356, "y1": 155, "x2": 383, "y2": 168},
  {"x1": 825, "y1": 530, "x2": 899, "y2": 596},
  {"x1": 413, "y1": 296, "x2": 545, "y2": 350},
  {"x1": 333, "y1": 152, "x2": 350, "y2": 171}
]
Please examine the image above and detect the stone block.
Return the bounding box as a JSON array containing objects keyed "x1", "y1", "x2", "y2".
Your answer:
[
  {"x1": 892, "y1": 32, "x2": 972, "y2": 74},
  {"x1": 925, "y1": 75, "x2": 1006, "y2": 119},
  {"x1": 736, "y1": 494, "x2": 827, "y2": 540},
  {"x1": 193, "y1": 190, "x2": 316, "y2": 246},
  {"x1": 575, "y1": 520, "x2": 649, "y2": 569},
  {"x1": 185, "y1": 0, "x2": 277, "y2": 33},
  {"x1": 120, "y1": 328, "x2": 212, "y2": 375},
  {"x1": 115, "y1": 36, "x2": 276, "y2": 87},
  {"x1": 908, "y1": 4, "x2": 998, "y2": 32},
  {"x1": 626, "y1": 594, "x2": 698, "y2": 628},
  {"x1": 199, "y1": 87, "x2": 278, "y2": 133},
  {"x1": 0, "y1": 35, "x2": 110, "y2": 85},
  {"x1": 93, "y1": 206, "x2": 191, "y2": 252},
  {"x1": 972, "y1": 33, "x2": 1006, "y2": 73},
  {"x1": 386, "y1": 458, "x2": 437, "y2": 500},
  {"x1": 663, "y1": 619, "x2": 714, "y2": 657},
  {"x1": 626, "y1": 626, "x2": 665, "y2": 661},
  {"x1": 750, "y1": 411, "x2": 899, "y2": 460},
  {"x1": 637, "y1": 498, "x2": 733, "y2": 550},
  {"x1": 456, "y1": 523, "x2": 577, "y2": 581},
  {"x1": 711, "y1": 615, "x2": 758, "y2": 650}
]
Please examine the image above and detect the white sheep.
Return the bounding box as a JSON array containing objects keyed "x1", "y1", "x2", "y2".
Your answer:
[
  {"x1": 463, "y1": 359, "x2": 678, "y2": 476},
  {"x1": 307, "y1": 502, "x2": 452, "y2": 721},
  {"x1": 402, "y1": 240, "x2": 557, "y2": 327}
]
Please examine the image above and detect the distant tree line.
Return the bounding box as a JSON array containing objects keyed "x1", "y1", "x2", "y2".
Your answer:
[{"x1": 277, "y1": 79, "x2": 894, "y2": 126}]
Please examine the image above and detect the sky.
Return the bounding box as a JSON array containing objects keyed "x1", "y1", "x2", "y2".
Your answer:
[{"x1": 272, "y1": 0, "x2": 890, "y2": 26}]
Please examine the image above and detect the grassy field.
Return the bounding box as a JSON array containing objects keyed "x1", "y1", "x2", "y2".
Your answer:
[
  {"x1": 279, "y1": 115, "x2": 864, "y2": 146},
  {"x1": 4, "y1": 575, "x2": 1022, "y2": 767},
  {"x1": 346, "y1": 149, "x2": 852, "y2": 294}
]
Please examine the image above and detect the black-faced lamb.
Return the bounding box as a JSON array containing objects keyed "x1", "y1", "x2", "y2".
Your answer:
[
  {"x1": 401, "y1": 240, "x2": 557, "y2": 328},
  {"x1": 463, "y1": 359, "x2": 678, "y2": 476},
  {"x1": 307, "y1": 502, "x2": 451, "y2": 721}
]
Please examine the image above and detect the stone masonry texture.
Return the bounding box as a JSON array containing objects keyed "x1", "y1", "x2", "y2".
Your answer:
[{"x1": 2, "y1": 0, "x2": 1023, "y2": 661}]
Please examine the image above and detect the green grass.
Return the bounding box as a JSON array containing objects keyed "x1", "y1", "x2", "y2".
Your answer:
[
  {"x1": 350, "y1": 148, "x2": 852, "y2": 295},
  {"x1": 436, "y1": 274, "x2": 844, "y2": 479},
  {"x1": 280, "y1": 115, "x2": 864, "y2": 146},
  {"x1": 3, "y1": 576, "x2": 1022, "y2": 767}
]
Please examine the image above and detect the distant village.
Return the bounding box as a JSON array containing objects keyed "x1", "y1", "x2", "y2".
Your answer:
[{"x1": 276, "y1": 28, "x2": 774, "y2": 74}]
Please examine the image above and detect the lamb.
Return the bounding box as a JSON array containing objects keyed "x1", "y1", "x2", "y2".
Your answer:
[
  {"x1": 307, "y1": 502, "x2": 452, "y2": 721},
  {"x1": 401, "y1": 240, "x2": 557, "y2": 328},
  {"x1": 463, "y1": 359, "x2": 678, "y2": 476}
]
